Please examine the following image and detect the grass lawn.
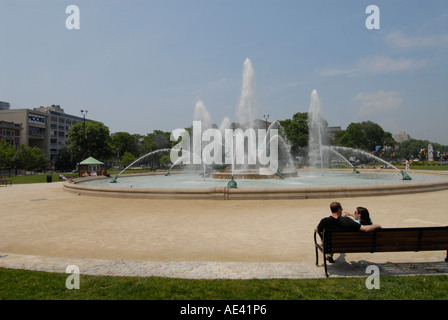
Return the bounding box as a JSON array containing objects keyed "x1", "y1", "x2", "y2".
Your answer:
[
  {"x1": 1, "y1": 267, "x2": 447, "y2": 300},
  {"x1": 0, "y1": 172, "x2": 70, "y2": 184}
]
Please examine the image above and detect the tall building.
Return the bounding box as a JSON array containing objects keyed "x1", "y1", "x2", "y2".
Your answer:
[
  {"x1": 0, "y1": 120, "x2": 22, "y2": 145},
  {"x1": 34, "y1": 105, "x2": 87, "y2": 162},
  {"x1": 0, "y1": 105, "x2": 96, "y2": 163},
  {"x1": 394, "y1": 131, "x2": 411, "y2": 143},
  {"x1": 326, "y1": 126, "x2": 342, "y2": 142},
  {"x1": 0, "y1": 108, "x2": 50, "y2": 158},
  {"x1": 0, "y1": 101, "x2": 10, "y2": 110}
]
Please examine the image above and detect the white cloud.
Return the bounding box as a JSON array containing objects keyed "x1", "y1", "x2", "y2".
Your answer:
[
  {"x1": 353, "y1": 90, "x2": 403, "y2": 117},
  {"x1": 358, "y1": 56, "x2": 427, "y2": 74},
  {"x1": 385, "y1": 30, "x2": 448, "y2": 49},
  {"x1": 319, "y1": 55, "x2": 427, "y2": 77}
]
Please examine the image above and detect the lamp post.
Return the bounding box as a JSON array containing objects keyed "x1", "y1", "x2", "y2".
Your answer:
[
  {"x1": 263, "y1": 114, "x2": 269, "y2": 130},
  {"x1": 80, "y1": 110, "x2": 88, "y2": 158}
]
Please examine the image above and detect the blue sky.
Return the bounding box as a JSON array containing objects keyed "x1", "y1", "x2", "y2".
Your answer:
[{"x1": 1, "y1": 0, "x2": 447, "y2": 145}]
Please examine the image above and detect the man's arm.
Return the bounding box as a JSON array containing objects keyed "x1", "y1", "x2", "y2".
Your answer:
[{"x1": 360, "y1": 224, "x2": 381, "y2": 232}]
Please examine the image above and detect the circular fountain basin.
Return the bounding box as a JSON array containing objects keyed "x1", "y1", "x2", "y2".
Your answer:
[
  {"x1": 63, "y1": 169, "x2": 448, "y2": 200},
  {"x1": 211, "y1": 166, "x2": 298, "y2": 180}
]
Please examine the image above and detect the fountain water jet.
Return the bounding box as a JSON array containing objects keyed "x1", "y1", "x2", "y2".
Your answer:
[
  {"x1": 322, "y1": 145, "x2": 360, "y2": 173},
  {"x1": 110, "y1": 149, "x2": 171, "y2": 183},
  {"x1": 237, "y1": 58, "x2": 258, "y2": 129},
  {"x1": 331, "y1": 146, "x2": 411, "y2": 180},
  {"x1": 307, "y1": 89, "x2": 327, "y2": 173}
]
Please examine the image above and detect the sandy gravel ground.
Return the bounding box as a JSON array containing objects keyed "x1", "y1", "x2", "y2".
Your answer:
[{"x1": 1, "y1": 181, "x2": 447, "y2": 269}]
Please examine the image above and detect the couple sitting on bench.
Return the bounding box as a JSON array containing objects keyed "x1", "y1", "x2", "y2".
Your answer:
[
  {"x1": 316, "y1": 202, "x2": 381, "y2": 263},
  {"x1": 315, "y1": 201, "x2": 448, "y2": 277}
]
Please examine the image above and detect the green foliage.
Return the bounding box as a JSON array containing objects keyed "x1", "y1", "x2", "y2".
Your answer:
[
  {"x1": 333, "y1": 121, "x2": 394, "y2": 152},
  {"x1": 111, "y1": 132, "x2": 140, "y2": 159},
  {"x1": 396, "y1": 139, "x2": 448, "y2": 161},
  {"x1": 120, "y1": 151, "x2": 137, "y2": 168},
  {"x1": 16, "y1": 145, "x2": 48, "y2": 171},
  {"x1": 279, "y1": 112, "x2": 309, "y2": 157},
  {"x1": 67, "y1": 121, "x2": 114, "y2": 162},
  {"x1": 55, "y1": 146, "x2": 76, "y2": 171},
  {"x1": 139, "y1": 130, "x2": 172, "y2": 168},
  {"x1": 0, "y1": 140, "x2": 17, "y2": 170},
  {"x1": 0, "y1": 140, "x2": 48, "y2": 172}
]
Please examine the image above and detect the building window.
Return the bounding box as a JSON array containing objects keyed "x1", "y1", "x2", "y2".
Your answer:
[
  {"x1": 29, "y1": 127, "x2": 44, "y2": 136},
  {"x1": 2, "y1": 129, "x2": 13, "y2": 136}
]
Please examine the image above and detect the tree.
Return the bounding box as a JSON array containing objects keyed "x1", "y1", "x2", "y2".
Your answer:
[
  {"x1": 396, "y1": 139, "x2": 448, "y2": 161},
  {"x1": 140, "y1": 130, "x2": 172, "y2": 168},
  {"x1": 333, "y1": 123, "x2": 367, "y2": 149},
  {"x1": 111, "y1": 132, "x2": 139, "y2": 160},
  {"x1": 68, "y1": 121, "x2": 114, "y2": 162},
  {"x1": 0, "y1": 140, "x2": 17, "y2": 174},
  {"x1": 159, "y1": 154, "x2": 172, "y2": 167},
  {"x1": 333, "y1": 121, "x2": 394, "y2": 152},
  {"x1": 16, "y1": 145, "x2": 48, "y2": 172},
  {"x1": 279, "y1": 112, "x2": 309, "y2": 157},
  {"x1": 120, "y1": 152, "x2": 136, "y2": 168},
  {"x1": 55, "y1": 146, "x2": 76, "y2": 171}
]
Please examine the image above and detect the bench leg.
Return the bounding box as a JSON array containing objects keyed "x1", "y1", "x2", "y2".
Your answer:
[{"x1": 323, "y1": 247, "x2": 329, "y2": 277}]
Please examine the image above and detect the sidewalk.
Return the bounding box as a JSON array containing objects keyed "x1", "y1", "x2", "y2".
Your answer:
[{"x1": 1, "y1": 182, "x2": 448, "y2": 278}]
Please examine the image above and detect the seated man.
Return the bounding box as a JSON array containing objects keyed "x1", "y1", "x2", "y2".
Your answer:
[{"x1": 316, "y1": 201, "x2": 381, "y2": 262}]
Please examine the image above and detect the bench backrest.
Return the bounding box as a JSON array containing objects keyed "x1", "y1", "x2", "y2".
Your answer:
[{"x1": 323, "y1": 227, "x2": 448, "y2": 254}]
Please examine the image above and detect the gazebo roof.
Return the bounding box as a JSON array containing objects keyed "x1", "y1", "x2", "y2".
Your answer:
[{"x1": 79, "y1": 157, "x2": 104, "y2": 165}]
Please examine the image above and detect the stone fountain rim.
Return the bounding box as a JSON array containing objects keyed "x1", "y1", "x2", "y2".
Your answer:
[{"x1": 62, "y1": 169, "x2": 448, "y2": 200}]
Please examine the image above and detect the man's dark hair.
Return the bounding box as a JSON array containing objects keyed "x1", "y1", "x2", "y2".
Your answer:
[{"x1": 330, "y1": 202, "x2": 342, "y2": 213}]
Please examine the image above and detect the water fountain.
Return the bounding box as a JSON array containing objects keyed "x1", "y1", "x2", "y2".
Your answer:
[
  {"x1": 331, "y1": 146, "x2": 412, "y2": 180},
  {"x1": 110, "y1": 149, "x2": 171, "y2": 183},
  {"x1": 307, "y1": 89, "x2": 326, "y2": 172},
  {"x1": 306, "y1": 89, "x2": 410, "y2": 180},
  {"x1": 167, "y1": 58, "x2": 297, "y2": 184},
  {"x1": 64, "y1": 59, "x2": 448, "y2": 200}
]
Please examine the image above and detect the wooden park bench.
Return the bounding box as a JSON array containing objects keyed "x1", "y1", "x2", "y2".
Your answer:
[
  {"x1": 0, "y1": 179, "x2": 12, "y2": 186},
  {"x1": 314, "y1": 226, "x2": 448, "y2": 277}
]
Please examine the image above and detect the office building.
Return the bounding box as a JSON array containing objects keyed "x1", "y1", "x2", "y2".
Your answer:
[
  {"x1": 0, "y1": 101, "x2": 11, "y2": 110},
  {"x1": 0, "y1": 105, "x2": 95, "y2": 162},
  {"x1": 34, "y1": 105, "x2": 87, "y2": 162},
  {"x1": 0, "y1": 108, "x2": 50, "y2": 158},
  {"x1": 0, "y1": 120, "x2": 22, "y2": 145}
]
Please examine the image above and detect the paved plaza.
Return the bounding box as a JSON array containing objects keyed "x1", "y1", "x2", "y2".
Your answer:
[{"x1": 1, "y1": 181, "x2": 448, "y2": 278}]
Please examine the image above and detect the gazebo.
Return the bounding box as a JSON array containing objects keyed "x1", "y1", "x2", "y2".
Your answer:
[{"x1": 78, "y1": 157, "x2": 104, "y2": 177}]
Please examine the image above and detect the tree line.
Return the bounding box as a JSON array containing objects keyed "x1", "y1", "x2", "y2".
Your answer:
[
  {"x1": 280, "y1": 112, "x2": 448, "y2": 163},
  {"x1": 0, "y1": 140, "x2": 48, "y2": 174}
]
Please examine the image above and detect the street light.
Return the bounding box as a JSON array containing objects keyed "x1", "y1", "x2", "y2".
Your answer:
[
  {"x1": 80, "y1": 110, "x2": 88, "y2": 158},
  {"x1": 263, "y1": 114, "x2": 269, "y2": 130}
]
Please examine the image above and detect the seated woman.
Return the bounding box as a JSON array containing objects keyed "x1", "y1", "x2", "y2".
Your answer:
[{"x1": 344, "y1": 206, "x2": 373, "y2": 225}]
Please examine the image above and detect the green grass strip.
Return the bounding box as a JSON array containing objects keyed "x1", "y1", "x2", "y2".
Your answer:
[{"x1": 1, "y1": 268, "x2": 447, "y2": 300}]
